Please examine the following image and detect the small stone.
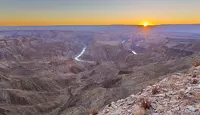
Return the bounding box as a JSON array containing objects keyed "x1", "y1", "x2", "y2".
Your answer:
[
  {"x1": 127, "y1": 109, "x2": 132, "y2": 113},
  {"x1": 154, "y1": 94, "x2": 165, "y2": 97},
  {"x1": 111, "y1": 102, "x2": 118, "y2": 109},
  {"x1": 172, "y1": 107, "x2": 180, "y2": 111},
  {"x1": 185, "y1": 87, "x2": 191, "y2": 93},
  {"x1": 104, "y1": 109, "x2": 110, "y2": 113},
  {"x1": 127, "y1": 98, "x2": 135, "y2": 105},
  {"x1": 166, "y1": 110, "x2": 173, "y2": 115},
  {"x1": 195, "y1": 104, "x2": 200, "y2": 108},
  {"x1": 122, "y1": 106, "x2": 127, "y2": 109},
  {"x1": 196, "y1": 75, "x2": 200, "y2": 79},
  {"x1": 186, "y1": 106, "x2": 197, "y2": 112},
  {"x1": 156, "y1": 105, "x2": 164, "y2": 112},
  {"x1": 130, "y1": 94, "x2": 136, "y2": 98},
  {"x1": 151, "y1": 103, "x2": 157, "y2": 110},
  {"x1": 111, "y1": 102, "x2": 115, "y2": 105}
]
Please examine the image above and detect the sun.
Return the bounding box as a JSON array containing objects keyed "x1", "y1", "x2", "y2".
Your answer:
[
  {"x1": 143, "y1": 22, "x2": 149, "y2": 27},
  {"x1": 140, "y1": 21, "x2": 152, "y2": 27}
]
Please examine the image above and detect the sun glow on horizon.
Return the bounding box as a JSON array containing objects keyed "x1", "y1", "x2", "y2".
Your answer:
[
  {"x1": 143, "y1": 23, "x2": 148, "y2": 27},
  {"x1": 139, "y1": 21, "x2": 155, "y2": 27},
  {"x1": 142, "y1": 21, "x2": 150, "y2": 27}
]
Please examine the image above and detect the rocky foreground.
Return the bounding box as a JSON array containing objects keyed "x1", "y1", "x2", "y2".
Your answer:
[{"x1": 98, "y1": 65, "x2": 200, "y2": 115}]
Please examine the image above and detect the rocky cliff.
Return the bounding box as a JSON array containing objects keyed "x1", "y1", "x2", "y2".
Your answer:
[{"x1": 98, "y1": 65, "x2": 200, "y2": 115}]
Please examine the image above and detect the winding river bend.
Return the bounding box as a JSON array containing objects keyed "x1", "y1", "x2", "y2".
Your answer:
[
  {"x1": 122, "y1": 40, "x2": 126, "y2": 44},
  {"x1": 121, "y1": 40, "x2": 137, "y2": 55},
  {"x1": 75, "y1": 46, "x2": 87, "y2": 62},
  {"x1": 136, "y1": 40, "x2": 144, "y2": 46},
  {"x1": 132, "y1": 51, "x2": 137, "y2": 55},
  {"x1": 75, "y1": 39, "x2": 139, "y2": 62}
]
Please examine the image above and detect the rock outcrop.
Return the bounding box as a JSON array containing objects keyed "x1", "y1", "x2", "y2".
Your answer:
[{"x1": 98, "y1": 65, "x2": 200, "y2": 115}]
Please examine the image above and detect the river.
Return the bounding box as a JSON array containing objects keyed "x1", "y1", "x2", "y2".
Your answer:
[{"x1": 75, "y1": 46, "x2": 87, "y2": 61}]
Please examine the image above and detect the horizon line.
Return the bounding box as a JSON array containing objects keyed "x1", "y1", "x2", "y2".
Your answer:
[{"x1": 1, "y1": 24, "x2": 200, "y2": 27}]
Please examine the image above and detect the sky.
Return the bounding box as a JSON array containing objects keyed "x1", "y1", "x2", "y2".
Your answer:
[{"x1": 0, "y1": 0, "x2": 200, "y2": 26}]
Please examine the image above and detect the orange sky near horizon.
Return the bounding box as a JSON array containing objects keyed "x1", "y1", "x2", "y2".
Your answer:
[
  {"x1": 1, "y1": 0, "x2": 200, "y2": 26},
  {"x1": 1, "y1": 19, "x2": 200, "y2": 26}
]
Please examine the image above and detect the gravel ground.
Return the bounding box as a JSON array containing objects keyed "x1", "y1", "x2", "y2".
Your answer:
[{"x1": 98, "y1": 65, "x2": 200, "y2": 115}]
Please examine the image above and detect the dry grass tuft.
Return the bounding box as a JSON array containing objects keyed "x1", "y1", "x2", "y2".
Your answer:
[
  {"x1": 91, "y1": 109, "x2": 98, "y2": 115},
  {"x1": 140, "y1": 98, "x2": 151, "y2": 110}
]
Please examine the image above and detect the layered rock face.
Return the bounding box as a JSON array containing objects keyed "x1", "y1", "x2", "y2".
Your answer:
[
  {"x1": 98, "y1": 65, "x2": 200, "y2": 115},
  {"x1": 0, "y1": 37, "x2": 87, "y2": 115},
  {"x1": 0, "y1": 30, "x2": 199, "y2": 115}
]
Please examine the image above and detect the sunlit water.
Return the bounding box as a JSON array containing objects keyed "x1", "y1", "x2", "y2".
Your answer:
[
  {"x1": 121, "y1": 39, "x2": 137, "y2": 55},
  {"x1": 136, "y1": 40, "x2": 144, "y2": 46},
  {"x1": 75, "y1": 46, "x2": 87, "y2": 61},
  {"x1": 75, "y1": 39, "x2": 138, "y2": 62},
  {"x1": 122, "y1": 40, "x2": 126, "y2": 44},
  {"x1": 132, "y1": 51, "x2": 137, "y2": 55}
]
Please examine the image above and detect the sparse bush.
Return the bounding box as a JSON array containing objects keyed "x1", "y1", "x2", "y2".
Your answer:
[
  {"x1": 194, "y1": 61, "x2": 200, "y2": 67},
  {"x1": 140, "y1": 98, "x2": 151, "y2": 110},
  {"x1": 191, "y1": 74, "x2": 197, "y2": 78},
  {"x1": 191, "y1": 79, "x2": 198, "y2": 84},
  {"x1": 151, "y1": 86, "x2": 160, "y2": 95},
  {"x1": 196, "y1": 71, "x2": 200, "y2": 76},
  {"x1": 189, "y1": 55, "x2": 200, "y2": 67},
  {"x1": 91, "y1": 109, "x2": 98, "y2": 115}
]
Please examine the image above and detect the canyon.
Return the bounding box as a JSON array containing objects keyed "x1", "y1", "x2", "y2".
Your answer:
[{"x1": 0, "y1": 25, "x2": 199, "y2": 115}]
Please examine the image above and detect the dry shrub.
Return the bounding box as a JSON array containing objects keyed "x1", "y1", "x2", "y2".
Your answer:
[
  {"x1": 192, "y1": 70, "x2": 200, "y2": 78},
  {"x1": 194, "y1": 61, "x2": 200, "y2": 67},
  {"x1": 151, "y1": 87, "x2": 160, "y2": 95},
  {"x1": 191, "y1": 79, "x2": 198, "y2": 84},
  {"x1": 191, "y1": 74, "x2": 197, "y2": 78},
  {"x1": 140, "y1": 98, "x2": 151, "y2": 110},
  {"x1": 91, "y1": 109, "x2": 98, "y2": 115},
  {"x1": 196, "y1": 71, "x2": 200, "y2": 76}
]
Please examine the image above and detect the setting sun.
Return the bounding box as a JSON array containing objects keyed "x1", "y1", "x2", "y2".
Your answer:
[{"x1": 142, "y1": 22, "x2": 149, "y2": 27}]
